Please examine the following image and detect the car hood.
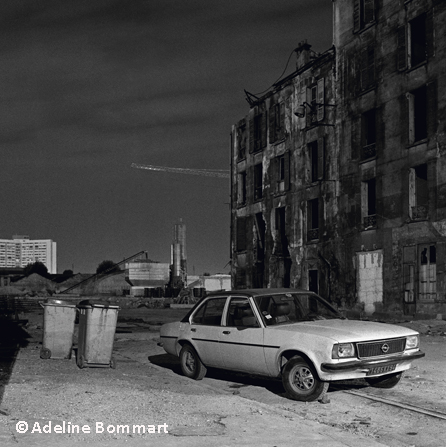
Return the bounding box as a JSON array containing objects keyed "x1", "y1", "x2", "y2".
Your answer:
[{"x1": 266, "y1": 319, "x2": 417, "y2": 343}]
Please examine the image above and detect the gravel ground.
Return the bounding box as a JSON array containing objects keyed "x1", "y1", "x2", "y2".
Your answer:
[{"x1": 1, "y1": 308, "x2": 444, "y2": 447}]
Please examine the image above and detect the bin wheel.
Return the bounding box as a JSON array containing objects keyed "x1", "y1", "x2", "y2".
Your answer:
[
  {"x1": 40, "y1": 348, "x2": 51, "y2": 359},
  {"x1": 78, "y1": 355, "x2": 87, "y2": 369},
  {"x1": 110, "y1": 357, "x2": 116, "y2": 369}
]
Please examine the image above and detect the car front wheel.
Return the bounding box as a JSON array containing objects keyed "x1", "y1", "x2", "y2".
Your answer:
[
  {"x1": 282, "y1": 356, "x2": 329, "y2": 402},
  {"x1": 365, "y1": 371, "x2": 404, "y2": 388},
  {"x1": 179, "y1": 344, "x2": 207, "y2": 380}
]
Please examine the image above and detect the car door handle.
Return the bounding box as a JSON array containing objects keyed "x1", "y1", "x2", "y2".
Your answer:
[
  {"x1": 222, "y1": 331, "x2": 231, "y2": 334},
  {"x1": 191, "y1": 328, "x2": 196, "y2": 332}
]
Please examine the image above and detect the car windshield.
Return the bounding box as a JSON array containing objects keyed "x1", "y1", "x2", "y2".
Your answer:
[{"x1": 253, "y1": 292, "x2": 341, "y2": 326}]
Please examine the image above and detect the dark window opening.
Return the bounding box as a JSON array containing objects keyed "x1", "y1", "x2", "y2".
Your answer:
[
  {"x1": 414, "y1": 86, "x2": 427, "y2": 142},
  {"x1": 275, "y1": 207, "x2": 289, "y2": 257},
  {"x1": 360, "y1": 47, "x2": 375, "y2": 90},
  {"x1": 410, "y1": 14, "x2": 427, "y2": 67},
  {"x1": 255, "y1": 213, "x2": 266, "y2": 262},
  {"x1": 307, "y1": 198, "x2": 319, "y2": 240},
  {"x1": 367, "y1": 178, "x2": 376, "y2": 216},
  {"x1": 309, "y1": 269, "x2": 318, "y2": 294},
  {"x1": 362, "y1": 109, "x2": 376, "y2": 159},
  {"x1": 254, "y1": 163, "x2": 263, "y2": 200}
]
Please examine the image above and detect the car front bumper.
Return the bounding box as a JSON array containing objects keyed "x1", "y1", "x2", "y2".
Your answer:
[{"x1": 321, "y1": 350, "x2": 425, "y2": 373}]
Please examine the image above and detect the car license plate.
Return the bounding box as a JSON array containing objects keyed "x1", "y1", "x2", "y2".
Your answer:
[{"x1": 366, "y1": 364, "x2": 396, "y2": 376}]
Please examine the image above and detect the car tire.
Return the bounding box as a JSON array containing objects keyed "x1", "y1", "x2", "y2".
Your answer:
[
  {"x1": 179, "y1": 344, "x2": 207, "y2": 380},
  {"x1": 365, "y1": 371, "x2": 404, "y2": 388},
  {"x1": 282, "y1": 356, "x2": 329, "y2": 402}
]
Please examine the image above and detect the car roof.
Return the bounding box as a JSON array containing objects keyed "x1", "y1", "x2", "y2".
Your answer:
[{"x1": 206, "y1": 288, "x2": 312, "y2": 297}]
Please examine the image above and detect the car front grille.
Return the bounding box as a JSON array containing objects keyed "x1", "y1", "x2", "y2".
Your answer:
[{"x1": 356, "y1": 338, "x2": 406, "y2": 358}]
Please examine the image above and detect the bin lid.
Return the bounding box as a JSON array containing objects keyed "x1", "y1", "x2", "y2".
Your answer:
[
  {"x1": 77, "y1": 299, "x2": 120, "y2": 309},
  {"x1": 41, "y1": 298, "x2": 76, "y2": 308}
]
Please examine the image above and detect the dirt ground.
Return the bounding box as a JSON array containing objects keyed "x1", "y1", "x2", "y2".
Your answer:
[{"x1": 0, "y1": 307, "x2": 445, "y2": 447}]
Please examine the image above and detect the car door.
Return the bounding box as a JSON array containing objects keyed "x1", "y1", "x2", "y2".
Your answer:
[
  {"x1": 218, "y1": 296, "x2": 270, "y2": 375},
  {"x1": 185, "y1": 296, "x2": 227, "y2": 368}
]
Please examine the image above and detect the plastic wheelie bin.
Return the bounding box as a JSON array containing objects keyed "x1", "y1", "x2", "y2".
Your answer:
[
  {"x1": 40, "y1": 299, "x2": 77, "y2": 360},
  {"x1": 76, "y1": 300, "x2": 119, "y2": 369}
]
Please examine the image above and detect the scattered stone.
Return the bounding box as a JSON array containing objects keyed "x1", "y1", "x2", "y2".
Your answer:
[{"x1": 319, "y1": 395, "x2": 330, "y2": 404}]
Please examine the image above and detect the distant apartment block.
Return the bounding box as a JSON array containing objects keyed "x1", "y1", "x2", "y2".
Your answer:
[{"x1": 0, "y1": 235, "x2": 57, "y2": 274}]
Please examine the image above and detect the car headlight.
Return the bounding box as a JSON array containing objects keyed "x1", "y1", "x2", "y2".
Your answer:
[
  {"x1": 332, "y1": 343, "x2": 355, "y2": 359},
  {"x1": 405, "y1": 335, "x2": 419, "y2": 350}
]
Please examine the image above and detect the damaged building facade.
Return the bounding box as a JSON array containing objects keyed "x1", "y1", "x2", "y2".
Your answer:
[{"x1": 230, "y1": 0, "x2": 446, "y2": 317}]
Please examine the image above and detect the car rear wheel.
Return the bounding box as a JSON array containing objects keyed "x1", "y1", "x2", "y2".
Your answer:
[
  {"x1": 282, "y1": 356, "x2": 329, "y2": 402},
  {"x1": 179, "y1": 344, "x2": 207, "y2": 380},
  {"x1": 365, "y1": 371, "x2": 404, "y2": 388}
]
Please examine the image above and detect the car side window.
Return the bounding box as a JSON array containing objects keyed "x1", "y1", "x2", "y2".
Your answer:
[
  {"x1": 191, "y1": 297, "x2": 226, "y2": 326},
  {"x1": 226, "y1": 297, "x2": 259, "y2": 328}
]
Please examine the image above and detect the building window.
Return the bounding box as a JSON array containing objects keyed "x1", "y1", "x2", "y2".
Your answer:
[
  {"x1": 237, "y1": 122, "x2": 247, "y2": 160},
  {"x1": 407, "y1": 85, "x2": 427, "y2": 144},
  {"x1": 309, "y1": 269, "x2": 318, "y2": 294},
  {"x1": 353, "y1": 0, "x2": 376, "y2": 33},
  {"x1": 275, "y1": 152, "x2": 290, "y2": 193},
  {"x1": 253, "y1": 163, "x2": 263, "y2": 201},
  {"x1": 409, "y1": 164, "x2": 428, "y2": 220},
  {"x1": 360, "y1": 47, "x2": 375, "y2": 91},
  {"x1": 236, "y1": 217, "x2": 247, "y2": 252},
  {"x1": 254, "y1": 213, "x2": 265, "y2": 263},
  {"x1": 419, "y1": 244, "x2": 436, "y2": 301},
  {"x1": 362, "y1": 178, "x2": 376, "y2": 229},
  {"x1": 237, "y1": 171, "x2": 247, "y2": 206},
  {"x1": 397, "y1": 12, "x2": 433, "y2": 71},
  {"x1": 308, "y1": 138, "x2": 325, "y2": 182},
  {"x1": 306, "y1": 78, "x2": 325, "y2": 126},
  {"x1": 409, "y1": 14, "x2": 427, "y2": 67},
  {"x1": 249, "y1": 110, "x2": 267, "y2": 153},
  {"x1": 269, "y1": 102, "x2": 285, "y2": 143},
  {"x1": 307, "y1": 198, "x2": 319, "y2": 241},
  {"x1": 361, "y1": 109, "x2": 376, "y2": 159},
  {"x1": 275, "y1": 207, "x2": 289, "y2": 257}
]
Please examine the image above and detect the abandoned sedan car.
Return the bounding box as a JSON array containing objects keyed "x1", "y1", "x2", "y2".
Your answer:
[{"x1": 159, "y1": 289, "x2": 425, "y2": 401}]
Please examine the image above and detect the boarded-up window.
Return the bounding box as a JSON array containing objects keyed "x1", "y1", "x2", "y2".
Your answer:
[{"x1": 419, "y1": 244, "x2": 436, "y2": 301}]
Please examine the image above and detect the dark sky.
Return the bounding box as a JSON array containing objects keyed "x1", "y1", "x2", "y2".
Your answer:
[{"x1": 0, "y1": 0, "x2": 332, "y2": 275}]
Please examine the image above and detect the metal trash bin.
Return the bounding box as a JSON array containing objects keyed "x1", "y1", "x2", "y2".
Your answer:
[
  {"x1": 40, "y1": 299, "x2": 77, "y2": 360},
  {"x1": 76, "y1": 300, "x2": 119, "y2": 369}
]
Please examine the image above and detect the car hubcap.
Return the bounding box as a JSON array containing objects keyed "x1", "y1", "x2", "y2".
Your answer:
[
  {"x1": 185, "y1": 352, "x2": 195, "y2": 372},
  {"x1": 293, "y1": 366, "x2": 314, "y2": 391}
]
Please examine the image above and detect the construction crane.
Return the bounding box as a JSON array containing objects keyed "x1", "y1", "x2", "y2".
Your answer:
[{"x1": 131, "y1": 163, "x2": 230, "y2": 179}]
